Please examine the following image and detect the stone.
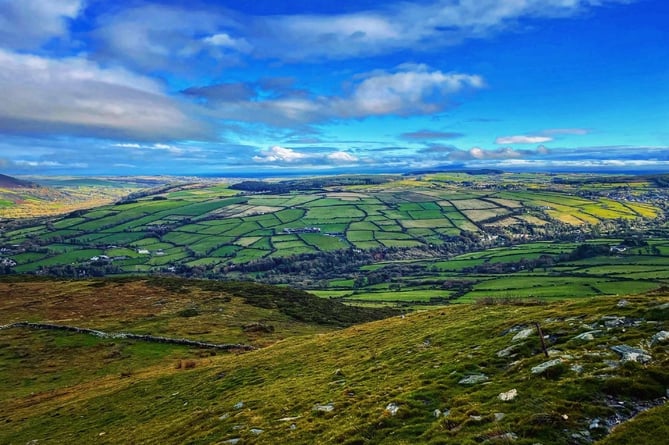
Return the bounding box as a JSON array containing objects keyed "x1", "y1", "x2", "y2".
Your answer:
[
  {"x1": 571, "y1": 364, "x2": 584, "y2": 374},
  {"x1": 651, "y1": 331, "x2": 669, "y2": 345},
  {"x1": 496, "y1": 345, "x2": 518, "y2": 357},
  {"x1": 498, "y1": 388, "x2": 517, "y2": 401},
  {"x1": 531, "y1": 359, "x2": 563, "y2": 375},
  {"x1": 469, "y1": 415, "x2": 482, "y2": 421},
  {"x1": 617, "y1": 299, "x2": 629, "y2": 308},
  {"x1": 233, "y1": 401, "x2": 244, "y2": 410},
  {"x1": 290, "y1": 423, "x2": 297, "y2": 430},
  {"x1": 601, "y1": 316, "x2": 625, "y2": 328},
  {"x1": 610, "y1": 345, "x2": 652, "y2": 364},
  {"x1": 458, "y1": 373, "x2": 488, "y2": 385},
  {"x1": 250, "y1": 428, "x2": 263, "y2": 435},
  {"x1": 494, "y1": 412, "x2": 506, "y2": 421},
  {"x1": 219, "y1": 413, "x2": 230, "y2": 420},
  {"x1": 385, "y1": 403, "x2": 399, "y2": 416},
  {"x1": 313, "y1": 403, "x2": 334, "y2": 413},
  {"x1": 589, "y1": 419, "x2": 602, "y2": 430},
  {"x1": 224, "y1": 439, "x2": 240, "y2": 444},
  {"x1": 512, "y1": 328, "x2": 535, "y2": 342},
  {"x1": 573, "y1": 330, "x2": 602, "y2": 341},
  {"x1": 433, "y1": 409, "x2": 442, "y2": 418}
]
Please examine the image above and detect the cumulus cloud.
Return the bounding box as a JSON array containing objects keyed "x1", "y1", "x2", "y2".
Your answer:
[
  {"x1": 0, "y1": 49, "x2": 209, "y2": 141},
  {"x1": 253, "y1": 146, "x2": 358, "y2": 165},
  {"x1": 0, "y1": 0, "x2": 83, "y2": 49},
  {"x1": 495, "y1": 135, "x2": 553, "y2": 144},
  {"x1": 185, "y1": 65, "x2": 484, "y2": 126}
]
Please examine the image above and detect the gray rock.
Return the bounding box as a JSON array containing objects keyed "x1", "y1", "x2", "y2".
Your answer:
[
  {"x1": 496, "y1": 345, "x2": 518, "y2": 358},
  {"x1": 601, "y1": 316, "x2": 625, "y2": 328},
  {"x1": 433, "y1": 409, "x2": 442, "y2": 418},
  {"x1": 385, "y1": 403, "x2": 399, "y2": 416},
  {"x1": 469, "y1": 415, "x2": 482, "y2": 421},
  {"x1": 610, "y1": 345, "x2": 652, "y2": 363},
  {"x1": 655, "y1": 303, "x2": 669, "y2": 310},
  {"x1": 219, "y1": 413, "x2": 230, "y2": 420},
  {"x1": 458, "y1": 373, "x2": 488, "y2": 385},
  {"x1": 589, "y1": 418, "x2": 602, "y2": 430},
  {"x1": 651, "y1": 331, "x2": 669, "y2": 345},
  {"x1": 224, "y1": 439, "x2": 240, "y2": 445},
  {"x1": 617, "y1": 299, "x2": 629, "y2": 308},
  {"x1": 233, "y1": 401, "x2": 244, "y2": 410},
  {"x1": 573, "y1": 330, "x2": 602, "y2": 341},
  {"x1": 494, "y1": 412, "x2": 506, "y2": 421},
  {"x1": 250, "y1": 428, "x2": 263, "y2": 435},
  {"x1": 313, "y1": 403, "x2": 334, "y2": 412},
  {"x1": 531, "y1": 359, "x2": 563, "y2": 375},
  {"x1": 571, "y1": 364, "x2": 584, "y2": 373},
  {"x1": 498, "y1": 388, "x2": 517, "y2": 401},
  {"x1": 512, "y1": 328, "x2": 535, "y2": 342},
  {"x1": 290, "y1": 423, "x2": 297, "y2": 430}
]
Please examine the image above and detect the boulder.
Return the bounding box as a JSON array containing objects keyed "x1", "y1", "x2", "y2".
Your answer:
[
  {"x1": 458, "y1": 373, "x2": 488, "y2": 385},
  {"x1": 610, "y1": 345, "x2": 651, "y2": 363},
  {"x1": 385, "y1": 403, "x2": 399, "y2": 416},
  {"x1": 512, "y1": 328, "x2": 535, "y2": 342},
  {"x1": 531, "y1": 359, "x2": 563, "y2": 375},
  {"x1": 498, "y1": 389, "x2": 517, "y2": 401},
  {"x1": 313, "y1": 403, "x2": 334, "y2": 413},
  {"x1": 651, "y1": 331, "x2": 669, "y2": 346}
]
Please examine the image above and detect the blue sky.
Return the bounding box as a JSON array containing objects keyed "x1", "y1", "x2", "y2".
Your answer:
[{"x1": 0, "y1": 0, "x2": 667, "y2": 175}]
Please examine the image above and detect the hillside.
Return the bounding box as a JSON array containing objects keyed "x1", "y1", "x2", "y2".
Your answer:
[
  {"x1": 1, "y1": 278, "x2": 667, "y2": 444},
  {"x1": 0, "y1": 173, "x2": 37, "y2": 189}
]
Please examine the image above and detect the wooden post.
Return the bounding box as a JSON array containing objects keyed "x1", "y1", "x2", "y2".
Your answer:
[{"x1": 534, "y1": 322, "x2": 549, "y2": 358}]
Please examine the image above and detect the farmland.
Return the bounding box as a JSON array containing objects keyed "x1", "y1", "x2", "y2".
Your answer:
[{"x1": 1, "y1": 172, "x2": 668, "y2": 305}]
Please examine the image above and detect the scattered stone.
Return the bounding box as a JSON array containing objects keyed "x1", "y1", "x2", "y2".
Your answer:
[
  {"x1": 610, "y1": 345, "x2": 652, "y2": 364},
  {"x1": 489, "y1": 432, "x2": 517, "y2": 442},
  {"x1": 469, "y1": 415, "x2": 482, "y2": 421},
  {"x1": 250, "y1": 428, "x2": 264, "y2": 435},
  {"x1": 385, "y1": 403, "x2": 399, "y2": 416},
  {"x1": 333, "y1": 368, "x2": 343, "y2": 376},
  {"x1": 496, "y1": 345, "x2": 518, "y2": 358},
  {"x1": 604, "y1": 360, "x2": 620, "y2": 368},
  {"x1": 459, "y1": 373, "x2": 488, "y2": 385},
  {"x1": 651, "y1": 331, "x2": 669, "y2": 345},
  {"x1": 433, "y1": 409, "x2": 442, "y2": 418},
  {"x1": 655, "y1": 303, "x2": 669, "y2": 310},
  {"x1": 277, "y1": 416, "x2": 301, "y2": 422},
  {"x1": 531, "y1": 359, "x2": 563, "y2": 375},
  {"x1": 573, "y1": 330, "x2": 602, "y2": 341},
  {"x1": 224, "y1": 439, "x2": 240, "y2": 445},
  {"x1": 498, "y1": 389, "x2": 517, "y2": 401},
  {"x1": 290, "y1": 423, "x2": 297, "y2": 430},
  {"x1": 313, "y1": 403, "x2": 334, "y2": 413},
  {"x1": 233, "y1": 401, "x2": 244, "y2": 410},
  {"x1": 98, "y1": 432, "x2": 106, "y2": 436},
  {"x1": 219, "y1": 413, "x2": 230, "y2": 420},
  {"x1": 494, "y1": 412, "x2": 506, "y2": 421},
  {"x1": 601, "y1": 316, "x2": 625, "y2": 328},
  {"x1": 571, "y1": 364, "x2": 584, "y2": 374},
  {"x1": 512, "y1": 328, "x2": 535, "y2": 342},
  {"x1": 589, "y1": 418, "x2": 602, "y2": 430},
  {"x1": 617, "y1": 299, "x2": 629, "y2": 308},
  {"x1": 232, "y1": 425, "x2": 243, "y2": 430}
]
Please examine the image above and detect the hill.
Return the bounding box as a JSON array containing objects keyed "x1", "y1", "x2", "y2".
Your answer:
[
  {"x1": 1, "y1": 278, "x2": 667, "y2": 444},
  {"x1": 0, "y1": 173, "x2": 37, "y2": 188}
]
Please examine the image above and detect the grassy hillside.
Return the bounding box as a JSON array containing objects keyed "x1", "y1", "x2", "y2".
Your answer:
[{"x1": 1, "y1": 278, "x2": 667, "y2": 444}]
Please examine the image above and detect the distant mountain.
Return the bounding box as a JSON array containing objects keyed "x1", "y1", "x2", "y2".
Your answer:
[{"x1": 0, "y1": 174, "x2": 37, "y2": 189}]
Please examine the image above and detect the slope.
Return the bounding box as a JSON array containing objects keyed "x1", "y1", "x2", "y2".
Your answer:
[{"x1": 1, "y1": 279, "x2": 667, "y2": 444}]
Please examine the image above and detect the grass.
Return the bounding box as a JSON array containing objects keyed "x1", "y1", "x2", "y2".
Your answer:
[{"x1": 1, "y1": 277, "x2": 667, "y2": 444}]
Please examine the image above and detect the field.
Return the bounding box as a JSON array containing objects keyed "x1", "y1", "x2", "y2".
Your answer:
[
  {"x1": 325, "y1": 238, "x2": 669, "y2": 308},
  {"x1": 1, "y1": 173, "x2": 665, "y2": 280}
]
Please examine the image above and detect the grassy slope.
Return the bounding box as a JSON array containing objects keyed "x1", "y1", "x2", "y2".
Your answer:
[{"x1": 1, "y1": 279, "x2": 668, "y2": 444}]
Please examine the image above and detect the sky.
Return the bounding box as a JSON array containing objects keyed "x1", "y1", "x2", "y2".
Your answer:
[{"x1": 0, "y1": 0, "x2": 667, "y2": 176}]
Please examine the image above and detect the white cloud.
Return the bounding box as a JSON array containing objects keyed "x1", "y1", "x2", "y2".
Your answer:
[
  {"x1": 253, "y1": 146, "x2": 309, "y2": 163},
  {"x1": 197, "y1": 65, "x2": 484, "y2": 126},
  {"x1": 0, "y1": 0, "x2": 83, "y2": 49},
  {"x1": 541, "y1": 128, "x2": 590, "y2": 135},
  {"x1": 327, "y1": 151, "x2": 359, "y2": 163},
  {"x1": 496, "y1": 135, "x2": 553, "y2": 144},
  {"x1": 0, "y1": 49, "x2": 208, "y2": 141},
  {"x1": 202, "y1": 33, "x2": 251, "y2": 52},
  {"x1": 253, "y1": 146, "x2": 359, "y2": 165}
]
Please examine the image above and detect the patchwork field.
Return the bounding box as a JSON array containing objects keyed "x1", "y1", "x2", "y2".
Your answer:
[{"x1": 1, "y1": 173, "x2": 665, "y2": 278}]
